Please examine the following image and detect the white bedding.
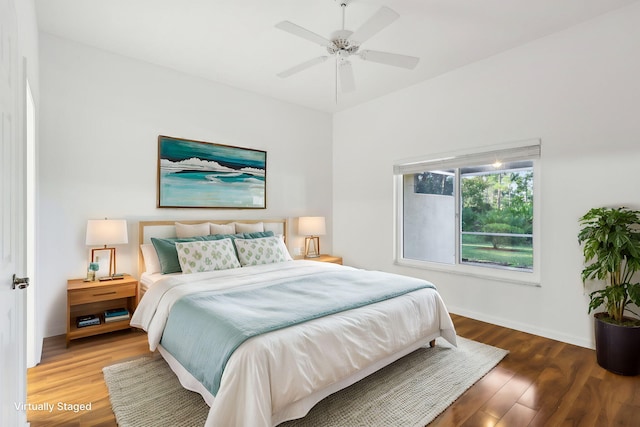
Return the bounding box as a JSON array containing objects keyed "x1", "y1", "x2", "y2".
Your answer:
[
  {"x1": 139, "y1": 271, "x2": 177, "y2": 292},
  {"x1": 131, "y1": 261, "x2": 456, "y2": 427}
]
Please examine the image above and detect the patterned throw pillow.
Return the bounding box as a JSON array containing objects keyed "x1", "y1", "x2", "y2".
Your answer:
[
  {"x1": 234, "y1": 236, "x2": 293, "y2": 266},
  {"x1": 175, "y1": 238, "x2": 241, "y2": 274}
]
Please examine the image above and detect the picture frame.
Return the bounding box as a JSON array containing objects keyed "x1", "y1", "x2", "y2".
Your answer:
[
  {"x1": 91, "y1": 248, "x2": 113, "y2": 279},
  {"x1": 157, "y1": 135, "x2": 267, "y2": 209}
]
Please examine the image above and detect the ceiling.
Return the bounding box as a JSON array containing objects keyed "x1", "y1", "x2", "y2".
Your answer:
[{"x1": 35, "y1": 0, "x2": 638, "y2": 113}]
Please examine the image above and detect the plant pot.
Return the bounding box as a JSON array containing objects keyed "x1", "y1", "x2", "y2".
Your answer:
[{"x1": 594, "y1": 312, "x2": 640, "y2": 376}]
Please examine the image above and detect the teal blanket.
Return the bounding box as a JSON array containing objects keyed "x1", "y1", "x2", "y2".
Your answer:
[{"x1": 160, "y1": 269, "x2": 435, "y2": 396}]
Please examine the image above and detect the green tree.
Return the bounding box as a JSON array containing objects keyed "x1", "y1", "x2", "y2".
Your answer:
[
  {"x1": 461, "y1": 169, "x2": 533, "y2": 238},
  {"x1": 414, "y1": 172, "x2": 454, "y2": 195},
  {"x1": 484, "y1": 223, "x2": 524, "y2": 249}
]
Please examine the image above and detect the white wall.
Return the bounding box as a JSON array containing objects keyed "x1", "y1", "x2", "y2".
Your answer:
[
  {"x1": 333, "y1": 3, "x2": 640, "y2": 349},
  {"x1": 39, "y1": 34, "x2": 333, "y2": 337}
]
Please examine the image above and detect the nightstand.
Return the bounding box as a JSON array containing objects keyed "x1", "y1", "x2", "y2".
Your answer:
[
  {"x1": 66, "y1": 275, "x2": 138, "y2": 347},
  {"x1": 305, "y1": 254, "x2": 343, "y2": 265}
]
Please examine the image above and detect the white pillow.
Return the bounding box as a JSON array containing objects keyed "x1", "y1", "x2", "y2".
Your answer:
[
  {"x1": 175, "y1": 239, "x2": 241, "y2": 274},
  {"x1": 234, "y1": 236, "x2": 293, "y2": 266},
  {"x1": 210, "y1": 222, "x2": 236, "y2": 235},
  {"x1": 140, "y1": 243, "x2": 162, "y2": 274},
  {"x1": 234, "y1": 222, "x2": 264, "y2": 233},
  {"x1": 175, "y1": 222, "x2": 210, "y2": 238}
]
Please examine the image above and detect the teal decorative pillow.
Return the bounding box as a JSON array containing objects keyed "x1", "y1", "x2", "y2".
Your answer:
[
  {"x1": 151, "y1": 237, "x2": 201, "y2": 274},
  {"x1": 175, "y1": 238, "x2": 241, "y2": 274},
  {"x1": 234, "y1": 236, "x2": 293, "y2": 266}
]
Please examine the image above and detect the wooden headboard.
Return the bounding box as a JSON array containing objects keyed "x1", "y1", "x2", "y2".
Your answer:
[{"x1": 138, "y1": 218, "x2": 288, "y2": 276}]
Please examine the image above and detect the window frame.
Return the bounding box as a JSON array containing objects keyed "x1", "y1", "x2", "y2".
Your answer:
[{"x1": 394, "y1": 140, "x2": 541, "y2": 287}]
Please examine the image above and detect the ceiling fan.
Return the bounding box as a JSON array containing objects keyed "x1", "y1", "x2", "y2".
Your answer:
[{"x1": 275, "y1": 1, "x2": 419, "y2": 95}]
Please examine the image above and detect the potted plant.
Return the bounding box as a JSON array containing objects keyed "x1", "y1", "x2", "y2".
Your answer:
[{"x1": 578, "y1": 206, "x2": 640, "y2": 375}]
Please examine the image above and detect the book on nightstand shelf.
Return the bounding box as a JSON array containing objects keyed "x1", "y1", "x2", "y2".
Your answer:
[
  {"x1": 76, "y1": 314, "x2": 100, "y2": 328},
  {"x1": 104, "y1": 314, "x2": 130, "y2": 323},
  {"x1": 104, "y1": 308, "x2": 130, "y2": 323}
]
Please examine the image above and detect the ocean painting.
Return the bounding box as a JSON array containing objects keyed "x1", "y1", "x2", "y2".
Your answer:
[{"x1": 157, "y1": 136, "x2": 266, "y2": 208}]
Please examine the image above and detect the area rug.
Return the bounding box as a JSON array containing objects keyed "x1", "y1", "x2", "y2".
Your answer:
[{"x1": 103, "y1": 337, "x2": 507, "y2": 427}]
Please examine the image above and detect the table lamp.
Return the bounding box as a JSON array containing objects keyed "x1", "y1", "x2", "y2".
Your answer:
[
  {"x1": 86, "y1": 218, "x2": 128, "y2": 279},
  {"x1": 298, "y1": 216, "x2": 326, "y2": 258}
]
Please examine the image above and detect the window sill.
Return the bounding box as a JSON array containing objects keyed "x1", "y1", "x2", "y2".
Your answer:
[{"x1": 394, "y1": 258, "x2": 541, "y2": 287}]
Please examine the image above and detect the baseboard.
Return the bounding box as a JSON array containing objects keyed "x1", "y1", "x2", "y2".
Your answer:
[
  {"x1": 44, "y1": 325, "x2": 66, "y2": 339},
  {"x1": 448, "y1": 305, "x2": 595, "y2": 350}
]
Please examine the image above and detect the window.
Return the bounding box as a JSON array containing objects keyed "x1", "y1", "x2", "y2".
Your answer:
[{"x1": 394, "y1": 141, "x2": 540, "y2": 283}]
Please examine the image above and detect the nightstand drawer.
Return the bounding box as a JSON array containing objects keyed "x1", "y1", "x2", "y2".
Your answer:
[{"x1": 69, "y1": 282, "x2": 136, "y2": 305}]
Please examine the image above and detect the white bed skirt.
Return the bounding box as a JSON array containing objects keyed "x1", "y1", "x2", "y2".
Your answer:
[{"x1": 159, "y1": 331, "x2": 441, "y2": 426}]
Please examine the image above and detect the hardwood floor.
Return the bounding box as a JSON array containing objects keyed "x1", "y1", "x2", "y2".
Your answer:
[
  {"x1": 27, "y1": 329, "x2": 152, "y2": 427},
  {"x1": 432, "y1": 315, "x2": 640, "y2": 427},
  {"x1": 27, "y1": 315, "x2": 640, "y2": 426}
]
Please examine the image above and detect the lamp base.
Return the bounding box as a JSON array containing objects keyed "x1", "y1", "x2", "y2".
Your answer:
[
  {"x1": 304, "y1": 236, "x2": 320, "y2": 258},
  {"x1": 90, "y1": 246, "x2": 121, "y2": 278},
  {"x1": 98, "y1": 273, "x2": 125, "y2": 281}
]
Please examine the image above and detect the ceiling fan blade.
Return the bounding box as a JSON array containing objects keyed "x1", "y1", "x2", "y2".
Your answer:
[
  {"x1": 275, "y1": 21, "x2": 332, "y2": 47},
  {"x1": 358, "y1": 50, "x2": 419, "y2": 70},
  {"x1": 277, "y1": 56, "x2": 328, "y2": 78},
  {"x1": 349, "y1": 6, "x2": 399, "y2": 45},
  {"x1": 339, "y1": 60, "x2": 356, "y2": 93}
]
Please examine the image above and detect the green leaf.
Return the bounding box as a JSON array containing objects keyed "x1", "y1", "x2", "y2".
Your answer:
[{"x1": 627, "y1": 283, "x2": 640, "y2": 307}]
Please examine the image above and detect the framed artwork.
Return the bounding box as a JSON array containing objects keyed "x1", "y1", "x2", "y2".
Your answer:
[{"x1": 157, "y1": 135, "x2": 266, "y2": 209}]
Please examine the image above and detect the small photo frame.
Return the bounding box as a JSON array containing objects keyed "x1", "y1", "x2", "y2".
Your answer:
[{"x1": 91, "y1": 248, "x2": 113, "y2": 278}]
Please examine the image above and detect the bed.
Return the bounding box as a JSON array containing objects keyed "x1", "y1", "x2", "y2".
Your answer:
[{"x1": 131, "y1": 218, "x2": 456, "y2": 427}]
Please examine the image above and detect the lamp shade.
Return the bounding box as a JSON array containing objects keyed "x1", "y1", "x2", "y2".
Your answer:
[
  {"x1": 298, "y1": 216, "x2": 326, "y2": 236},
  {"x1": 86, "y1": 219, "x2": 128, "y2": 246}
]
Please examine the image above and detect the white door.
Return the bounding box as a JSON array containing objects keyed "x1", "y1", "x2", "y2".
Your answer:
[{"x1": 0, "y1": 0, "x2": 28, "y2": 425}]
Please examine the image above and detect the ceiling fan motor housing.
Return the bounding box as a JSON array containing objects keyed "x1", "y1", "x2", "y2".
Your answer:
[{"x1": 327, "y1": 30, "x2": 359, "y2": 55}]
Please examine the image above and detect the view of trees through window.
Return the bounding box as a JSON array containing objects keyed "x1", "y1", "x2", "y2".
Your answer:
[
  {"x1": 412, "y1": 161, "x2": 534, "y2": 271},
  {"x1": 460, "y1": 162, "x2": 533, "y2": 270}
]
